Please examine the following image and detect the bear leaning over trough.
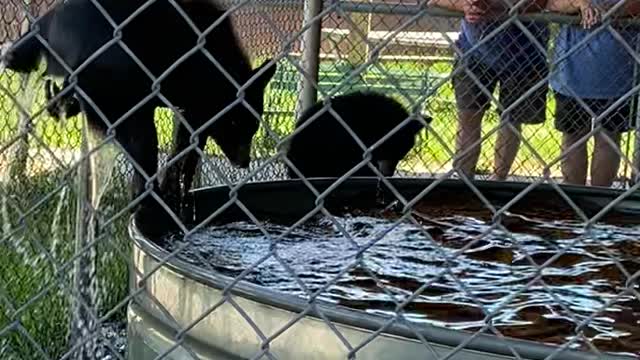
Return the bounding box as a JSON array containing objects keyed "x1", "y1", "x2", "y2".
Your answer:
[
  {"x1": 285, "y1": 91, "x2": 431, "y2": 180},
  {"x1": 1, "y1": 0, "x2": 277, "y2": 238}
]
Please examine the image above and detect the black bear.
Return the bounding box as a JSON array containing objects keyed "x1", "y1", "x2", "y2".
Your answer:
[
  {"x1": 285, "y1": 91, "x2": 430, "y2": 179},
  {"x1": 2, "y1": 0, "x2": 276, "y2": 234}
]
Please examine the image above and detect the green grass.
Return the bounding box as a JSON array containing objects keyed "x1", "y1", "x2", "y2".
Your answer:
[
  {"x1": 2, "y1": 58, "x2": 635, "y2": 180},
  {"x1": 0, "y1": 172, "x2": 131, "y2": 359},
  {"x1": 0, "y1": 56, "x2": 638, "y2": 359}
]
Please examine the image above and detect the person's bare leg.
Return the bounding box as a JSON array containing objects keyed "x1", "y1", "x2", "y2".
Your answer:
[
  {"x1": 491, "y1": 121, "x2": 522, "y2": 181},
  {"x1": 453, "y1": 109, "x2": 485, "y2": 179},
  {"x1": 560, "y1": 131, "x2": 589, "y2": 185},
  {"x1": 591, "y1": 129, "x2": 622, "y2": 187}
]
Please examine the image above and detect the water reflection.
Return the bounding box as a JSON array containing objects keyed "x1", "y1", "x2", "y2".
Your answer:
[{"x1": 164, "y1": 206, "x2": 640, "y2": 356}]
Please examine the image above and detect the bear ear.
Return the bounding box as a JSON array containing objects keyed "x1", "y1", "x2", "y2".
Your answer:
[{"x1": 249, "y1": 58, "x2": 277, "y2": 91}]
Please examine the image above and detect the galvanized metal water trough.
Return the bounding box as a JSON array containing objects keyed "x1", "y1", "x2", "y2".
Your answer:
[{"x1": 127, "y1": 178, "x2": 640, "y2": 360}]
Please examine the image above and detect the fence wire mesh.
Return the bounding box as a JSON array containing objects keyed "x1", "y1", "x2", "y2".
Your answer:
[{"x1": 2, "y1": 0, "x2": 640, "y2": 359}]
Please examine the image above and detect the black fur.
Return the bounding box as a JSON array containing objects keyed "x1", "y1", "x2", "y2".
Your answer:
[
  {"x1": 4, "y1": 0, "x2": 277, "y2": 236},
  {"x1": 285, "y1": 91, "x2": 430, "y2": 179}
]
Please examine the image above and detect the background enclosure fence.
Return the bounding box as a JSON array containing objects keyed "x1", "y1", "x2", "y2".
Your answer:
[
  {"x1": 3, "y1": 0, "x2": 639, "y2": 185},
  {"x1": 1, "y1": 0, "x2": 640, "y2": 359}
]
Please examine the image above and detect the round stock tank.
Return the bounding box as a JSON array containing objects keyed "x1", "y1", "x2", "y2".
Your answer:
[{"x1": 127, "y1": 178, "x2": 640, "y2": 360}]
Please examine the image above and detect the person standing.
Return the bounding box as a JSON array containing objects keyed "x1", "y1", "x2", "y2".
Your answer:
[
  {"x1": 429, "y1": 0, "x2": 551, "y2": 180},
  {"x1": 548, "y1": 0, "x2": 638, "y2": 187}
]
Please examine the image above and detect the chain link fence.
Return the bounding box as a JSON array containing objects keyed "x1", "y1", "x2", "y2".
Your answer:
[{"x1": 2, "y1": 0, "x2": 640, "y2": 359}]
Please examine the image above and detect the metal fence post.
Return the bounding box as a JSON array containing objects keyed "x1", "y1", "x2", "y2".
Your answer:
[
  {"x1": 346, "y1": 0, "x2": 371, "y2": 65},
  {"x1": 632, "y1": 34, "x2": 640, "y2": 186},
  {"x1": 70, "y1": 118, "x2": 98, "y2": 360},
  {"x1": 294, "y1": 0, "x2": 323, "y2": 119},
  {"x1": 10, "y1": 1, "x2": 34, "y2": 181}
]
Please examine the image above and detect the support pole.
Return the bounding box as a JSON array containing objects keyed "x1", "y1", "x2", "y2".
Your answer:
[
  {"x1": 632, "y1": 35, "x2": 640, "y2": 186},
  {"x1": 10, "y1": 2, "x2": 34, "y2": 181},
  {"x1": 294, "y1": 0, "x2": 324, "y2": 119},
  {"x1": 346, "y1": 1, "x2": 371, "y2": 66},
  {"x1": 70, "y1": 119, "x2": 98, "y2": 360}
]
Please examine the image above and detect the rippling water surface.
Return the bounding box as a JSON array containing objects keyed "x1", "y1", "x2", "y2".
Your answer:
[{"x1": 163, "y1": 205, "x2": 640, "y2": 357}]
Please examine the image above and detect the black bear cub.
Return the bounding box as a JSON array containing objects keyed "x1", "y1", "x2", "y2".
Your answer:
[{"x1": 285, "y1": 91, "x2": 431, "y2": 179}]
